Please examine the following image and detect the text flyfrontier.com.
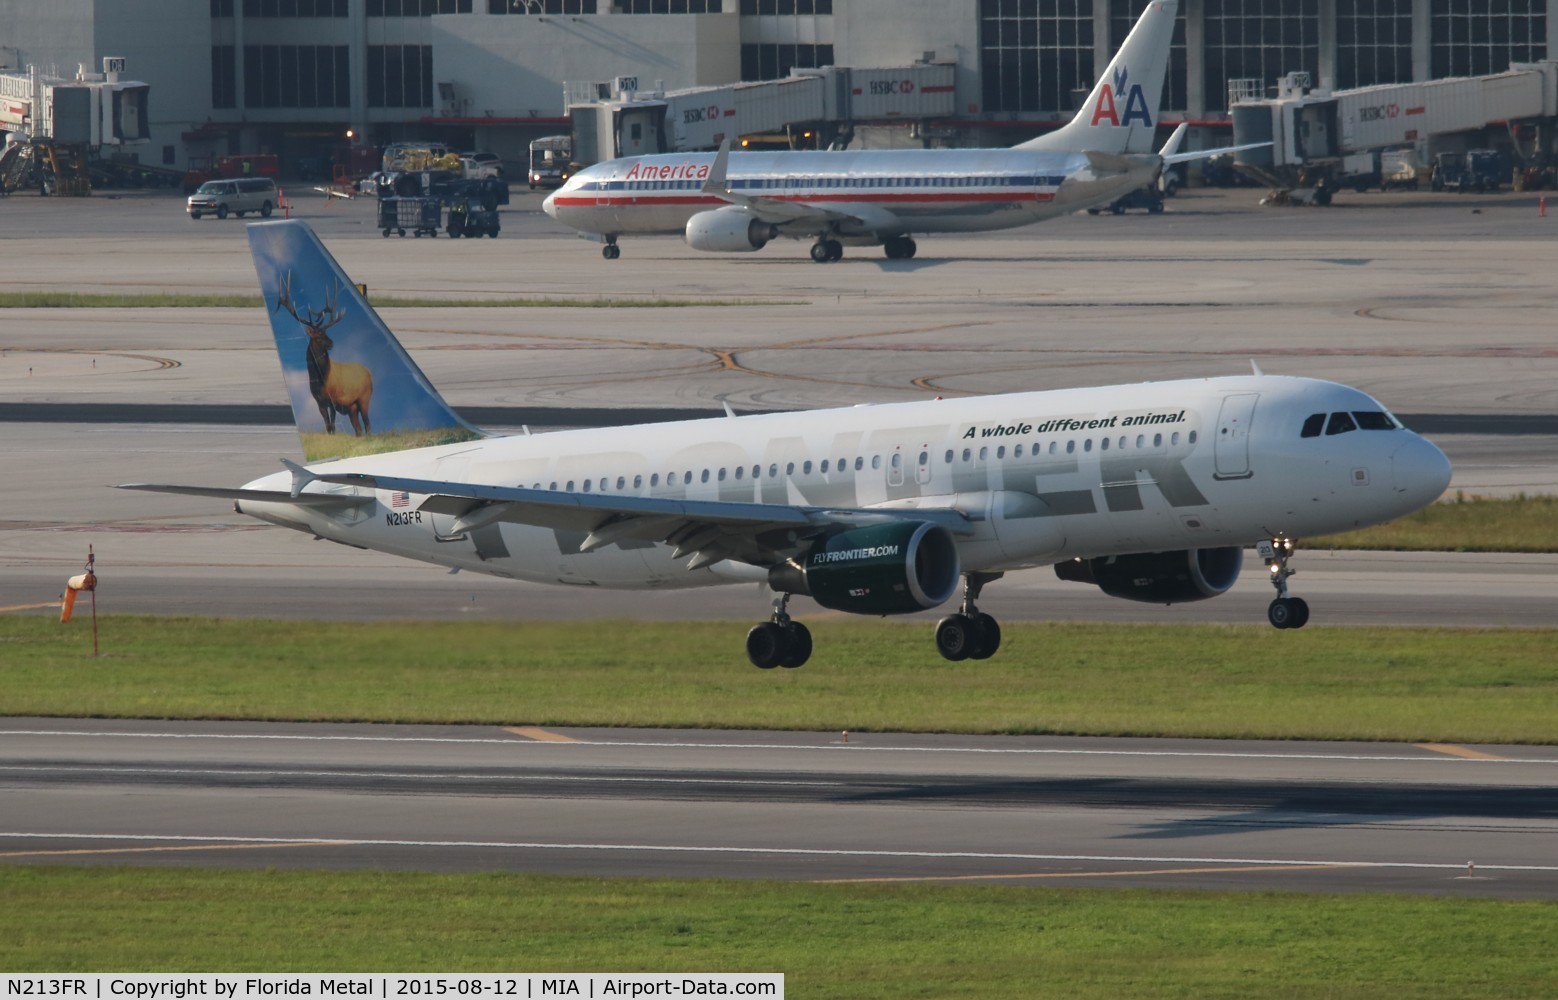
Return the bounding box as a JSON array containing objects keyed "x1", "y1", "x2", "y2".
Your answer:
[{"x1": 2, "y1": 976, "x2": 782, "y2": 1000}]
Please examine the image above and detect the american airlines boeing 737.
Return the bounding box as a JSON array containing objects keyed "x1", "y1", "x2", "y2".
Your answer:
[
  {"x1": 124, "y1": 220, "x2": 1452, "y2": 668},
  {"x1": 543, "y1": 0, "x2": 1249, "y2": 262}
]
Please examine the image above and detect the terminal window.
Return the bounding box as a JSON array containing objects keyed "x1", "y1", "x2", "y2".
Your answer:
[
  {"x1": 369, "y1": 0, "x2": 473, "y2": 13},
  {"x1": 980, "y1": 0, "x2": 1095, "y2": 116},
  {"x1": 367, "y1": 45, "x2": 433, "y2": 108},
  {"x1": 1203, "y1": 0, "x2": 1319, "y2": 110},
  {"x1": 488, "y1": 0, "x2": 599, "y2": 10},
  {"x1": 240, "y1": 0, "x2": 350, "y2": 13},
  {"x1": 1431, "y1": 0, "x2": 1547, "y2": 78},
  {"x1": 243, "y1": 45, "x2": 351, "y2": 108},
  {"x1": 1337, "y1": 0, "x2": 1412, "y2": 89}
]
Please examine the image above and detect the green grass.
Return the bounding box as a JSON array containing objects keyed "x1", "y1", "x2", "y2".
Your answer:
[
  {"x1": 4, "y1": 867, "x2": 1555, "y2": 997},
  {"x1": 4, "y1": 617, "x2": 1557, "y2": 743},
  {"x1": 1314, "y1": 493, "x2": 1558, "y2": 552},
  {"x1": 0, "y1": 292, "x2": 790, "y2": 309}
]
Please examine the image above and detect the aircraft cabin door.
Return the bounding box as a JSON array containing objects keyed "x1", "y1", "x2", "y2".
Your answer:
[{"x1": 1214, "y1": 392, "x2": 1259, "y2": 480}]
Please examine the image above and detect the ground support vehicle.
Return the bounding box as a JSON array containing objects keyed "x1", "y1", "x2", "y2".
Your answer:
[
  {"x1": 1088, "y1": 184, "x2": 1164, "y2": 214},
  {"x1": 446, "y1": 197, "x2": 500, "y2": 238},
  {"x1": 1432, "y1": 150, "x2": 1504, "y2": 192},
  {"x1": 378, "y1": 196, "x2": 441, "y2": 237}
]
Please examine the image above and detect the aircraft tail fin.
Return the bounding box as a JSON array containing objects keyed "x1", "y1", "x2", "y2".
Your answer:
[
  {"x1": 247, "y1": 220, "x2": 481, "y2": 462},
  {"x1": 1015, "y1": 0, "x2": 1178, "y2": 155}
]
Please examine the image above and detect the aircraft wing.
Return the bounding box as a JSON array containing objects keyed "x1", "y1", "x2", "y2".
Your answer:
[
  {"x1": 302, "y1": 470, "x2": 974, "y2": 569},
  {"x1": 698, "y1": 139, "x2": 903, "y2": 235}
]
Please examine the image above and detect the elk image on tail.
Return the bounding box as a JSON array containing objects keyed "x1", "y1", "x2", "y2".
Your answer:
[{"x1": 276, "y1": 272, "x2": 373, "y2": 436}]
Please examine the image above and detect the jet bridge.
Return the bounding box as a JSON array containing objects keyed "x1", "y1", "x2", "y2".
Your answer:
[
  {"x1": 1231, "y1": 63, "x2": 1558, "y2": 203},
  {"x1": 566, "y1": 64, "x2": 955, "y2": 167}
]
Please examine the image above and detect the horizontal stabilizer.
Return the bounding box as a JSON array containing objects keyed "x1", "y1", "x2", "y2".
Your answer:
[
  {"x1": 116, "y1": 483, "x2": 372, "y2": 509},
  {"x1": 1084, "y1": 150, "x2": 1140, "y2": 174}
]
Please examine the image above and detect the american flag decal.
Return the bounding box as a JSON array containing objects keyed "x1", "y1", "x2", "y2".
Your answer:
[{"x1": 390, "y1": 491, "x2": 410, "y2": 508}]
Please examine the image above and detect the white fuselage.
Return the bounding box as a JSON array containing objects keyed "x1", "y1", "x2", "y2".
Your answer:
[
  {"x1": 542, "y1": 148, "x2": 1154, "y2": 241},
  {"x1": 238, "y1": 376, "x2": 1451, "y2": 595}
]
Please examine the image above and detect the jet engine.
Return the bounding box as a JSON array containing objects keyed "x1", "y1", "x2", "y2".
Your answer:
[
  {"x1": 684, "y1": 207, "x2": 780, "y2": 253},
  {"x1": 1053, "y1": 547, "x2": 1242, "y2": 604},
  {"x1": 768, "y1": 521, "x2": 960, "y2": 615}
]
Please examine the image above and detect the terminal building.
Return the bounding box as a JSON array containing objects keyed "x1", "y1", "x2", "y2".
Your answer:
[{"x1": 0, "y1": 0, "x2": 1553, "y2": 174}]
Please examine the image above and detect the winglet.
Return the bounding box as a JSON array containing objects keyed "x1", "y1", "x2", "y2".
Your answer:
[
  {"x1": 280, "y1": 457, "x2": 319, "y2": 498},
  {"x1": 701, "y1": 138, "x2": 732, "y2": 197},
  {"x1": 1158, "y1": 122, "x2": 1188, "y2": 159},
  {"x1": 1250, "y1": 359, "x2": 1265, "y2": 377},
  {"x1": 722, "y1": 399, "x2": 737, "y2": 418}
]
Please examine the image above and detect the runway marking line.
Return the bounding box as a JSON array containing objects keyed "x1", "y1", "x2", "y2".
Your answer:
[
  {"x1": 0, "y1": 601, "x2": 62, "y2": 613},
  {"x1": 504, "y1": 726, "x2": 579, "y2": 743},
  {"x1": 1417, "y1": 743, "x2": 1506, "y2": 761},
  {"x1": 0, "y1": 841, "x2": 337, "y2": 860},
  {"x1": 817, "y1": 863, "x2": 1357, "y2": 884},
  {"x1": 4, "y1": 834, "x2": 1558, "y2": 874},
  {"x1": 5, "y1": 728, "x2": 1556, "y2": 766}
]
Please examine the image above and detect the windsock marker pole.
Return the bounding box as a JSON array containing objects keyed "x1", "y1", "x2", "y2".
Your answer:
[{"x1": 61, "y1": 545, "x2": 98, "y2": 656}]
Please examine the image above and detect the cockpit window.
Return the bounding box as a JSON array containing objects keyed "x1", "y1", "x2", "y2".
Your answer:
[
  {"x1": 1325, "y1": 411, "x2": 1357, "y2": 435},
  {"x1": 1352, "y1": 410, "x2": 1399, "y2": 430},
  {"x1": 1300, "y1": 413, "x2": 1325, "y2": 438}
]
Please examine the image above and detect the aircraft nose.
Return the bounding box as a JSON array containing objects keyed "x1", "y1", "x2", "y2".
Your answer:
[
  {"x1": 541, "y1": 188, "x2": 558, "y2": 219},
  {"x1": 1391, "y1": 434, "x2": 1453, "y2": 508}
]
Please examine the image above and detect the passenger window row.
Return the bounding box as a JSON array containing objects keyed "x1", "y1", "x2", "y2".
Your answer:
[{"x1": 529, "y1": 431, "x2": 1200, "y2": 493}]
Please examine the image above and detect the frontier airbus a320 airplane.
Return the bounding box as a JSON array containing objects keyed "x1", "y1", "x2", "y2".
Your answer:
[
  {"x1": 543, "y1": 0, "x2": 1255, "y2": 262},
  {"x1": 124, "y1": 221, "x2": 1452, "y2": 668}
]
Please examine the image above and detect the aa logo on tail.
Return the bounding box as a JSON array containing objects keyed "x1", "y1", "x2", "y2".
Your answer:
[{"x1": 1090, "y1": 65, "x2": 1153, "y2": 128}]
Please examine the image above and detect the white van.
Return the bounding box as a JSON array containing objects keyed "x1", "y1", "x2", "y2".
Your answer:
[{"x1": 187, "y1": 177, "x2": 278, "y2": 220}]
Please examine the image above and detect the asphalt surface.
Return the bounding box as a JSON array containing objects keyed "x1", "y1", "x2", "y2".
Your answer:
[{"x1": 3, "y1": 719, "x2": 1555, "y2": 897}]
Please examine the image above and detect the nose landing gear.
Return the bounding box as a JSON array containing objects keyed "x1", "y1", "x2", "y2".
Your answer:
[
  {"x1": 602, "y1": 236, "x2": 621, "y2": 260},
  {"x1": 746, "y1": 592, "x2": 812, "y2": 669},
  {"x1": 1260, "y1": 536, "x2": 1310, "y2": 629},
  {"x1": 935, "y1": 572, "x2": 1004, "y2": 661}
]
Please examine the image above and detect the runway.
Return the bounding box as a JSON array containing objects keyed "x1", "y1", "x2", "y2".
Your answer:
[{"x1": 2, "y1": 718, "x2": 1555, "y2": 898}]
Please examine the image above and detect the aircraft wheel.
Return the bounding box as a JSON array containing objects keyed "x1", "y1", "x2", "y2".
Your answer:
[
  {"x1": 968, "y1": 613, "x2": 1002, "y2": 660},
  {"x1": 602, "y1": 244, "x2": 620, "y2": 260},
  {"x1": 825, "y1": 239, "x2": 843, "y2": 261},
  {"x1": 1267, "y1": 597, "x2": 1309, "y2": 630},
  {"x1": 935, "y1": 614, "x2": 975, "y2": 662},
  {"x1": 746, "y1": 622, "x2": 786, "y2": 669},
  {"x1": 810, "y1": 241, "x2": 831, "y2": 263},
  {"x1": 779, "y1": 621, "x2": 812, "y2": 669}
]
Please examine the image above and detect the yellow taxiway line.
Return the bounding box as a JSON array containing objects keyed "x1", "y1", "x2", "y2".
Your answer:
[
  {"x1": 1417, "y1": 743, "x2": 1506, "y2": 760},
  {"x1": 504, "y1": 726, "x2": 579, "y2": 743},
  {"x1": 818, "y1": 863, "x2": 1357, "y2": 884}
]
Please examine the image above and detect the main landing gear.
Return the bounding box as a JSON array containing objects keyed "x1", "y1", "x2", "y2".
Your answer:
[
  {"x1": 809, "y1": 238, "x2": 843, "y2": 263},
  {"x1": 883, "y1": 236, "x2": 917, "y2": 260},
  {"x1": 746, "y1": 592, "x2": 813, "y2": 669},
  {"x1": 601, "y1": 236, "x2": 621, "y2": 260},
  {"x1": 935, "y1": 572, "x2": 1004, "y2": 661},
  {"x1": 1260, "y1": 535, "x2": 1310, "y2": 629}
]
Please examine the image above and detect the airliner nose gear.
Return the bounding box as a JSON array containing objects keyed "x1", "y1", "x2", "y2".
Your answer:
[
  {"x1": 601, "y1": 236, "x2": 621, "y2": 260},
  {"x1": 1259, "y1": 536, "x2": 1310, "y2": 629},
  {"x1": 935, "y1": 572, "x2": 1004, "y2": 661},
  {"x1": 747, "y1": 591, "x2": 813, "y2": 669}
]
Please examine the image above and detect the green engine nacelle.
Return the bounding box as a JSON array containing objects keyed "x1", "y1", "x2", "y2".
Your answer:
[{"x1": 776, "y1": 521, "x2": 961, "y2": 616}]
